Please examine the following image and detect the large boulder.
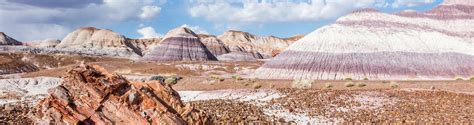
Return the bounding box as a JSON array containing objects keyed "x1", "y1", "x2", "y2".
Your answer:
[{"x1": 29, "y1": 65, "x2": 210, "y2": 124}]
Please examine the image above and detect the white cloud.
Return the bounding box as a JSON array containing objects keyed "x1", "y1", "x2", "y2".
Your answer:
[
  {"x1": 180, "y1": 24, "x2": 209, "y2": 34},
  {"x1": 391, "y1": 0, "x2": 436, "y2": 8},
  {"x1": 0, "y1": 0, "x2": 164, "y2": 41},
  {"x1": 139, "y1": 5, "x2": 161, "y2": 19},
  {"x1": 188, "y1": 0, "x2": 435, "y2": 23},
  {"x1": 137, "y1": 26, "x2": 163, "y2": 38}
]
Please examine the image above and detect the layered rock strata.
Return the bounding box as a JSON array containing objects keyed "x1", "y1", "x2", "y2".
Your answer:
[{"x1": 29, "y1": 65, "x2": 210, "y2": 124}]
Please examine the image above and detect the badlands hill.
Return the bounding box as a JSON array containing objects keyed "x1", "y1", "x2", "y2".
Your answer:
[
  {"x1": 255, "y1": 0, "x2": 474, "y2": 80},
  {"x1": 0, "y1": 32, "x2": 22, "y2": 45},
  {"x1": 55, "y1": 27, "x2": 143, "y2": 57},
  {"x1": 141, "y1": 27, "x2": 217, "y2": 61},
  {"x1": 217, "y1": 30, "x2": 298, "y2": 60},
  {"x1": 25, "y1": 39, "x2": 60, "y2": 48}
]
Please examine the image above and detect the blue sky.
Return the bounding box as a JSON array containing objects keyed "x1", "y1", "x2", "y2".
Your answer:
[{"x1": 0, "y1": 0, "x2": 443, "y2": 41}]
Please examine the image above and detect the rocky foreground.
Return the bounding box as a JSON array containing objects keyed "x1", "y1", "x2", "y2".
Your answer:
[
  {"x1": 186, "y1": 89, "x2": 474, "y2": 124},
  {"x1": 22, "y1": 65, "x2": 210, "y2": 124}
]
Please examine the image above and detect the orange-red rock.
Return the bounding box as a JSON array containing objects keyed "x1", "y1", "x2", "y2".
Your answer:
[{"x1": 29, "y1": 65, "x2": 210, "y2": 124}]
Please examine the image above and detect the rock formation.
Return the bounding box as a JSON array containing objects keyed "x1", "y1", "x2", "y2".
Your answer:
[
  {"x1": 217, "y1": 30, "x2": 299, "y2": 59},
  {"x1": 25, "y1": 39, "x2": 60, "y2": 48},
  {"x1": 141, "y1": 27, "x2": 217, "y2": 62},
  {"x1": 0, "y1": 32, "x2": 22, "y2": 45},
  {"x1": 255, "y1": 1, "x2": 474, "y2": 80},
  {"x1": 198, "y1": 34, "x2": 230, "y2": 56},
  {"x1": 127, "y1": 38, "x2": 162, "y2": 56},
  {"x1": 55, "y1": 27, "x2": 142, "y2": 57},
  {"x1": 29, "y1": 65, "x2": 210, "y2": 124}
]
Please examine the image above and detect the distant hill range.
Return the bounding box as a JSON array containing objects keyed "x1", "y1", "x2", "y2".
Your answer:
[{"x1": 0, "y1": 27, "x2": 302, "y2": 61}]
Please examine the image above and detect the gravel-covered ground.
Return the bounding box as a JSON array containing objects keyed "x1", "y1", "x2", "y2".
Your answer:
[
  {"x1": 189, "y1": 89, "x2": 474, "y2": 124},
  {"x1": 0, "y1": 102, "x2": 32, "y2": 124}
]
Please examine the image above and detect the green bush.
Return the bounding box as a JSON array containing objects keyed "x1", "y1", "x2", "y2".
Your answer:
[
  {"x1": 363, "y1": 77, "x2": 369, "y2": 80},
  {"x1": 149, "y1": 76, "x2": 166, "y2": 82},
  {"x1": 470, "y1": 77, "x2": 474, "y2": 81},
  {"x1": 455, "y1": 77, "x2": 464, "y2": 80},
  {"x1": 344, "y1": 77, "x2": 353, "y2": 81}
]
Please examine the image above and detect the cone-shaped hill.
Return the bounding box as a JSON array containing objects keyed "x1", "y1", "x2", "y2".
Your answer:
[
  {"x1": 0, "y1": 32, "x2": 22, "y2": 45},
  {"x1": 141, "y1": 27, "x2": 217, "y2": 62}
]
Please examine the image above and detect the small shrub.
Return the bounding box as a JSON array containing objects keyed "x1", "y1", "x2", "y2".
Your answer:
[
  {"x1": 390, "y1": 82, "x2": 399, "y2": 88},
  {"x1": 291, "y1": 79, "x2": 312, "y2": 89},
  {"x1": 210, "y1": 75, "x2": 225, "y2": 82},
  {"x1": 356, "y1": 82, "x2": 366, "y2": 87},
  {"x1": 344, "y1": 82, "x2": 355, "y2": 87},
  {"x1": 344, "y1": 77, "x2": 353, "y2": 81},
  {"x1": 243, "y1": 82, "x2": 250, "y2": 86},
  {"x1": 455, "y1": 77, "x2": 464, "y2": 81},
  {"x1": 165, "y1": 77, "x2": 178, "y2": 85},
  {"x1": 382, "y1": 81, "x2": 389, "y2": 84},
  {"x1": 470, "y1": 77, "x2": 474, "y2": 81},
  {"x1": 325, "y1": 83, "x2": 333, "y2": 89},
  {"x1": 252, "y1": 83, "x2": 262, "y2": 89},
  {"x1": 149, "y1": 76, "x2": 166, "y2": 82},
  {"x1": 363, "y1": 77, "x2": 369, "y2": 80}
]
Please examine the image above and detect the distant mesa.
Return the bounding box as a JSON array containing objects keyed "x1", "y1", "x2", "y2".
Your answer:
[
  {"x1": 0, "y1": 32, "x2": 22, "y2": 45},
  {"x1": 141, "y1": 27, "x2": 218, "y2": 62},
  {"x1": 25, "y1": 39, "x2": 61, "y2": 48},
  {"x1": 254, "y1": 1, "x2": 474, "y2": 80}
]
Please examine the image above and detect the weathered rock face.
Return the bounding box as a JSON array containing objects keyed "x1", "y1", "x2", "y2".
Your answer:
[
  {"x1": 255, "y1": 1, "x2": 474, "y2": 80},
  {"x1": 25, "y1": 39, "x2": 60, "y2": 48},
  {"x1": 198, "y1": 34, "x2": 230, "y2": 56},
  {"x1": 217, "y1": 30, "x2": 299, "y2": 60},
  {"x1": 141, "y1": 27, "x2": 217, "y2": 62},
  {"x1": 0, "y1": 32, "x2": 22, "y2": 45},
  {"x1": 29, "y1": 65, "x2": 210, "y2": 124},
  {"x1": 55, "y1": 27, "x2": 142, "y2": 57},
  {"x1": 127, "y1": 38, "x2": 162, "y2": 56}
]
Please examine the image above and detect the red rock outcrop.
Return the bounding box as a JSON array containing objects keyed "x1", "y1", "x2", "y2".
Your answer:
[{"x1": 29, "y1": 65, "x2": 210, "y2": 124}]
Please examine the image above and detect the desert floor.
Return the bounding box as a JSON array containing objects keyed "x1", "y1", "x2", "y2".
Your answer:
[{"x1": 1, "y1": 53, "x2": 473, "y2": 124}]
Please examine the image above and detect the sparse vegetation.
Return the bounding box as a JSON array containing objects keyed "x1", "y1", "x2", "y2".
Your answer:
[
  {"x1": 382, "y1": 81, "x2": 389, "y2": 84},
  {"x1": 232, "y1": 75, "x2": 244, "y2": 81},
  {"x1": 363, "y1": 77, "x2": 369, "y2": 80},
  {"x1": 455, "y1": 77, "x2": 464, "y2": 80},
  {"x1": 356, "y1": 82, "x2": 366, "y2": 87},
  {"x1": 210, "y1": 75, "x2": 225, "y2": 82},
  {"x1": 325, "y1": 83, "x2": 333, "y2": 89},
  {"x1": 252, "y1": 82, "x2": 262, "y2": 89},
  {"x1": 291, "y1": 79, "x2": 312, "y2": 89},
  {"x1": 344, "y1": 82, "x2": 355, "y2": 87},
  {"x1": 470, "y1": 77, "x2": 474, "y2": 81},
  {"x1": 390, "y1": 82, "x2": 399, "y2": 88},
  {"x1": 344, "y1": 77, "x2": 353, "y2": 81},
  {"x1": 149, "y1": 76, "x2": 166, "y2": 82},
  {"x1": 164, "y1": 77, "x2": 179, "y2": 85}
]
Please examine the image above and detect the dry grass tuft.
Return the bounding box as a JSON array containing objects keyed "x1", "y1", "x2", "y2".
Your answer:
[{"x1": 344, "y1": 82, "x2": 355, "y2": 87}]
